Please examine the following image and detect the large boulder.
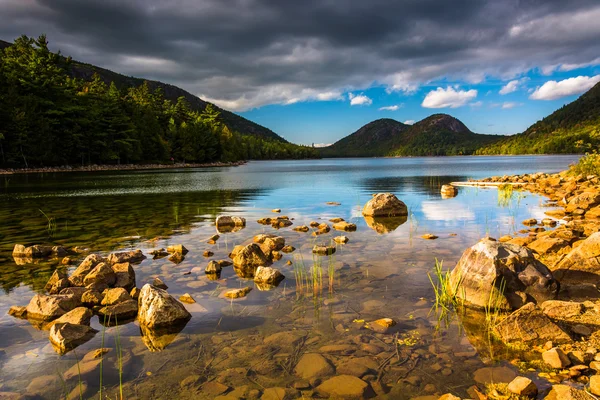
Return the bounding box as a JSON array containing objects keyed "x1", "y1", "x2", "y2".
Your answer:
[
  {"x1": 493, "y1": 303, "x2": 572, "y2": 345},
  {"x1": 137, "y1": 284, "x2": 191, "y2": 329},
  {"x1": 49, "y1": 322, "x2": 97, "y2": 355},
  {"x1": 552, "y1": 232, "x2": 600, "y2": 282},
  {"x1": 449, "y1": 239, "x2": 559, "y2": 310},
  {"x1": 98, "y1": 299, "x2": 139, "y2": 322},
  {"x1": 362, "y1": 193, "x2": 408, "y2": 217},
  {"x1": 26, "y1": 294, "x2": 81, "y2": 321},
  {"x1": 68, "y1": 254, "x2": 105, "y2": 286}
]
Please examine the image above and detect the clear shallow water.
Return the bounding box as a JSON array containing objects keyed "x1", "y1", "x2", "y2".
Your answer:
[{"x1": 0, "y1": 155, "x2": 581, "y2": 399}]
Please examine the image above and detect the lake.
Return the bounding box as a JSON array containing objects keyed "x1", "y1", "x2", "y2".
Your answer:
[{"x1": 0, "y1": 155, "x2": 581, "y2": 399}]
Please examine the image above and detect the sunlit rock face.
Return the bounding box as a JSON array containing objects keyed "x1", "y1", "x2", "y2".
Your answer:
[
  {"x1": 450, "y1": 238, "x2": 559, "y2": 311},
  {"x1": 362, "y1": 193, "x2": 408, "y2": 217}
]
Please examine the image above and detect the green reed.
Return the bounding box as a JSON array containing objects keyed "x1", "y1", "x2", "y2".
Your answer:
[
  {"x1": 428, "y1": 258, "x2": 464, "y2": 329},
  {"x1": 39, "y1": 209, "x2": 57, "y2": 237}
]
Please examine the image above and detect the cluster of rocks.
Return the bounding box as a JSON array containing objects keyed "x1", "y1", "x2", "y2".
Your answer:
[
  {"x1": 8, "y1": 247, "x2": 191, "y2": 355},
  {"x1": 440, "y1": 172, "x2": 600, "y2": 398}
]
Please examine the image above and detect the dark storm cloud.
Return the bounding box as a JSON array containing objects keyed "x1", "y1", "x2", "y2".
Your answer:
[{"x1": 1, "y1": 0, "x2": 599, "y2": 110}]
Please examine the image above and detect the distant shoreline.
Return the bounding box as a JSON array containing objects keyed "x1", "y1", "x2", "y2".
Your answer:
[{"x1": 0, "y1": 161, "x2": 246, "y2": 175}]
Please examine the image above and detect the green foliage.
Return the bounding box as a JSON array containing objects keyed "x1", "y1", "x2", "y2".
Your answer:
[
  {"x1": 477, "y1": 81, "x2": 600, "y2": 155},
  {"x1": 0, "y1": 35, "x2": 317, "y2": 167},
  {"x1": 569, "y1": 151, "x2": 600, "y2": 176}
]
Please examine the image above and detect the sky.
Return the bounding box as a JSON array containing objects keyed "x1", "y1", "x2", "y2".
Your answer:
[{"x1": 1, "y1": 0, "x2": 599, "y2": 146}]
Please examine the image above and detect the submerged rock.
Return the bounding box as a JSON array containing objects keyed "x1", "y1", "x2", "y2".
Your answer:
[
  {"x1": 49, "y1": 322, "x2": 97, "y2": 355},
  {"x1": 98, "y1": 299, "x2": 138, "y2": 322},
  {"x1": 179, "y1": 293, "x2": 196, "y2": 304},
  {"x1": 205, "y1": 260, "x2": 222, "y2": 274},
  {"x1": 293, "y1": 225, "x2": 309, "y2": 232},
  {"x1": 224, "y1": 287, "x2": 252, "y2": 299},
  {"x1": 333, "y1": 221, "x2": 357, "y2": 231},
  {"x1": 449, "y1": 239, "x2": 559, "y2": 310},
  {"x1": 137, "y1": 284, "x2": 191, "y2": 329},
  {"x1": 316, "y1": 375, "x2": 373, "y2": 399},
  {"x1": 295, "y1": 353, "x2": 334, "y2": 380},
  {"x1": 313, "y1": 245, "x2": 336, "y2": 256},
  {"x1": 334, "y1": 236, "x2": 349, "y2": 244},
  {"x1": 254, "y1": 266, "x2": 285, "y2": 285},
  {"x1": 362, "y1": 193, "x2": 408, "y2": 217},
  {"x1": 166, "y1": 244, "x2": 188, "y2": 254},
  {"x1": 140, "y1": 323, "x2": 187, "y2": 352},
  {"x1": 494, "y1": 303, "x2": 572, "y2": 345}
]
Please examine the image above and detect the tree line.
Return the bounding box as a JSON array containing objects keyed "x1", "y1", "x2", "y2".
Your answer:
[{"x1": 0, "y1": 35, "x2": 317, "y2": 168}]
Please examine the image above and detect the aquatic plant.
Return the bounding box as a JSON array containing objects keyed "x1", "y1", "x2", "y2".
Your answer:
[
  {"x1": 39, "y1": 209, "x2": 57, "y2": 237},
  {"x1": 497, "y1": 183, "x2": 514, "y2": 207},
  {"x1": 428, "y1": 258, "x2": 464, "y2": 329}
]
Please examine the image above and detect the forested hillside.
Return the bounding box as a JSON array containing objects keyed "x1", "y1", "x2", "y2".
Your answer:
[
  {"x1": 0, "y1": 35, "x2": 316, "y2": 168},
  {"x1": 476, "y1": 82, "x2": 600, "y2": 154},
  {"x1": 320, "y1": 114, "x2": 505, "y2": 157}
]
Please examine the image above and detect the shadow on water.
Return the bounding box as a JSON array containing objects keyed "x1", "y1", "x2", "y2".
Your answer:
[{"x1": 358, "y1": 175, "x2": 468, "y2": 195}]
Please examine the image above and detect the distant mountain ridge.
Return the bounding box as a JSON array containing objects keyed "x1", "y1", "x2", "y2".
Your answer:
[
  {"x1": 0, "y1": 39, "x2": 285, "y2": 143},
  {"x1": 320, "y1": 114, "x2": 506, "y2": 157}
]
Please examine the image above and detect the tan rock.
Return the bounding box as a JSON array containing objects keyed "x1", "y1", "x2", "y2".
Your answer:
[
  {"x1": 69, "y1": 254, "x2": 105, "y2": 286},
  {"x1": 106, "y1": 250, "x2": 145, "y2": 265},
  {"x1": 316, "y1": 375, "x2": 372, "y2": 399},
  {"x1": 26, "y1": 294, "x2": 80, "y2": 321},
  {"x1": 83, "y1": 262, "x2": 116, "y2": 287},
  {"x1": 294, "y1": 353, "x2": 334, "y2": 380},
  {"x1": 333, "y1": 221, "x2": 357, "y2": 231},
  {"x1": 494, "y1": 303, "x2": 572, "y2": 345},
  {"x1": 362, "y1": 193, "x2": 408, "y2": 217},
  {"x1": 101, "y1": 288, "x2": 132, "y2": 306},
  {"x1": 224, "y1": 287, "x2": 252, "y2": 299},
  {"x1": 541, "y1": 300, "x2": 583, "y2": 319},
  {"x1": 49, "y1": 323, "x2": 97, "y2": 355},
  {"x1": 543, "y1": 348, "x2": 571, "y2": 368},
  {"x1": 137, "y1": 284, "x2": 191, "y2": 328},
  {"x1": 507, "y1": 376, "x2": 537, "y2": 397}
]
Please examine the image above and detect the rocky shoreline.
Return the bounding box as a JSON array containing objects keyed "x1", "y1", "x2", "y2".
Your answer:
[
  {"x1": 434, "y1": 170, "x2": 600, "y2": 399},
  {"x1": 0, "y1": 161, "x2": 246, "y2": 175}
]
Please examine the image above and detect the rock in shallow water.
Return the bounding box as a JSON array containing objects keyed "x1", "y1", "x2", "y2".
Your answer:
[
  {"x1": 49, "y1": 322, "x2": 97, "y2": 355},
  {"x1": 137, "y1": 284, "x2": 191, "y2": 329},
  {"x1": 254, "y1": 266, "x2": 285, "y2": 285},
  {"x1": 494, "y1": 303, "x2": 572, "y2": 345},
  {"x1": 449, "y1": 238, "x2": 559, "y2": 310},
  {"x1": 26, "y1": 293, "x2": 81, "y2": 321},
  {"x1": 362, "y1": 193, "x2": 408, "y2": 217}
]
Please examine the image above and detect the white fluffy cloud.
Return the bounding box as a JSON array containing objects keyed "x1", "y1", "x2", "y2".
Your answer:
[
  {"x1": 422, "y1": 87, "x2": 477, "y2": 109},
  {"x1": 348, "y1": 93, "x2": 372, "y2": 106},
  {"x1": 378, "y1": 105, "x2": 401, "y2": 111},
  {"x1": 403, "y1": 120, "x2": 415, "y2": 125},
  {"x1": 499, "y1": 78, "x2": 529, "y2": 95},
  {"x1": 501, "y1": 102, "x2": 521, "y2": 109},
  {"x1": 530, "y1": 75, "x2": 600, "y2": 100}
]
